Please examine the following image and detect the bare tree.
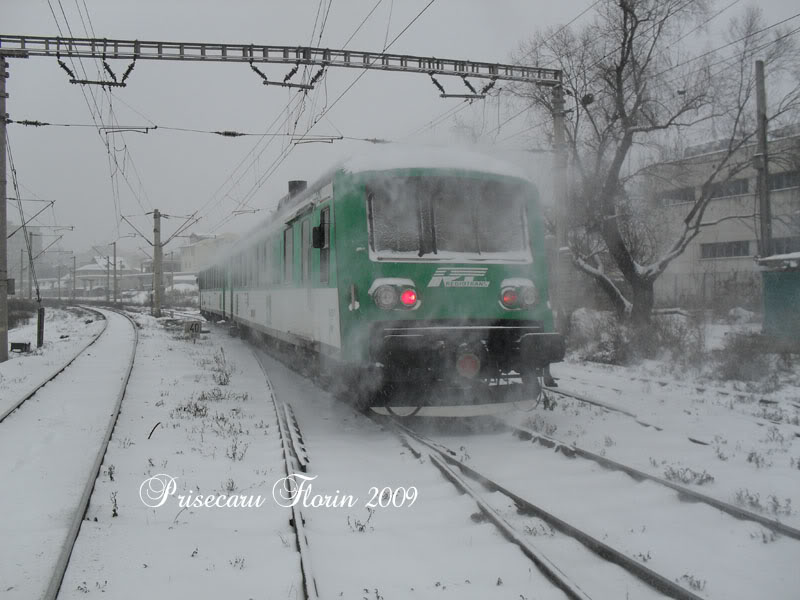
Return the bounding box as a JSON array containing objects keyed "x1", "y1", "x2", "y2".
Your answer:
[{"x1": 512, "y1": 1, "x2": 800, "y2": 325}]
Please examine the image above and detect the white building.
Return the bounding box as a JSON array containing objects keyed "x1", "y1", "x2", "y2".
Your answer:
[
  {"x1": 648, "y1": 132, "x2": 800, "y2": 309},
  {"x1": 178, "y1": 232, "x2": 238, "y2": 274}
]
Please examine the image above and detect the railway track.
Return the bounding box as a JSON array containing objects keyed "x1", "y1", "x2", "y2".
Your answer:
[
  {"x1": 500, "y1": 419, "x2": 800, "y2": 541},
  {"x1": 0, "y1": 306, "x2": 108, "y2": 423},
  {"x1": 254, "y1": 351, "x2": 319, "y2": 600},
  {"x1": 550, "y1": 376, "x2": 800, "y2": 439},
  {"x1": 0, "y1": 308, "x2": 138, "y2": 600},
  {"x1": 544, "y1": 383, "x2": 800, "y2": 441},
  {"x1": 381, "y1": 417, "x2": 709, "y2": 600}
]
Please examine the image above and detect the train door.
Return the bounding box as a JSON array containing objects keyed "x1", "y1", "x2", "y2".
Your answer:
[
  {"x1": 221, "y1": 267, "x2": 227, "y2": 318},
  {"x1": 228, "y1": 264, "x2": 235, "y2": 320}
]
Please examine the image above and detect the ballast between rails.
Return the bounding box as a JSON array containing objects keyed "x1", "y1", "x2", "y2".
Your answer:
[
  {"x1": 43, "y1": 308, "x2": 139, "y2": 600},
  {"x1": 0, "y1": 306, "x2": 108, "y2": 424}
]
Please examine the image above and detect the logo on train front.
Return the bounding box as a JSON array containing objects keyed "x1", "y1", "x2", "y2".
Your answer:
[{"x1": 427, "y1": 267, "x2": 490, "y2": 288}]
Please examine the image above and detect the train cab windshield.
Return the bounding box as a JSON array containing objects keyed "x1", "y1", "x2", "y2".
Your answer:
[{"x1": 367, "y1": 175, "x2": 532, "y2": 262}]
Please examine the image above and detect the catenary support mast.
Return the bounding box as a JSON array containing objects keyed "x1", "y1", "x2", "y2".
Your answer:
[{"x1": 0, "y1": 56, "x2": 8, "y2": 362}]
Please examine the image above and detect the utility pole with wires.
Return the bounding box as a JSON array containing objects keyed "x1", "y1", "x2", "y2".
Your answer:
[
  {"x1": 153, "y1": 209, "x2": 162, "y2": 318},
  {"x1": 20, "y1": 248, "x2": 25, "y2": 299},
  {"x1": 551, "y1": 85, "x2": 569, "y2": 332},
  {"x1": 754, "y1": 59, "x2": 772, "y2": 257},
  {"x1": 113, "y1": 241, "x2": 118, "y2": 303},
  {"x1": 0, "y1": 55, "x2": 8, "y2": 362},
  {"x1": 27, "y1": 232, "x2": 35, "y2": 299},
  {"x1": 72, "y1": 255, "x2": 76, "y2": 301}
]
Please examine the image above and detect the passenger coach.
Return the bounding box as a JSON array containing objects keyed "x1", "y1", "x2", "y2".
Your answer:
[{"x1": 199, "y1": 146, "x2": 564, "y2": 415}]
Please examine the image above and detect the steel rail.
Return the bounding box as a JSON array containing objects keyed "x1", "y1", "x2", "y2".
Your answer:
[
  {"x1": 254, "y1": 350, "x2": 319, "y2": 600},
  {"x1": 428, "y1": 452, "x2": 593, "y2": 600},
  {"x1": 504, "y1": 421, "x2": 800, "y2": 541},
  {"x1": 555, "y1": 375, "x2": 800, "y2": 439},
  {"x1": 42, "y1": 308, "x2": 139, "y2": 600},
  {"x1": 0, "y1": 306, "x2": 107, "y2": 423},
  {"x1": 386, "y1": 417, "x2": 706, "y2": 600}
]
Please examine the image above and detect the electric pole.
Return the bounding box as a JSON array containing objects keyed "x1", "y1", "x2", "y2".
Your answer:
[
  {"x1": 113, "y1": 241, "x2": 118, "y2": 303},
  {"x1": 755, "y1": 60, "x2": 772, "y2": 257},
  {"x1": 72, "y1": 255, "x2": 76, "y2": 301},
  {"x1": 20, "y1": 248, "x2": 24, "y2": 299},
  {"x1": 27, "y1": 232, "x2": 34, "y2": 299},
  {"x1": 105, "y1": 255, "x2": 110, "y2": 302},
  {"x1": 153, "y1": 209, "x2": 162, "y2": 317},
  {"x1": 0, "y1": 56, "x2": 8, "y2": 362},
  {"x1": 551, "y1": 85, "x2": 569, "y2": 332}
]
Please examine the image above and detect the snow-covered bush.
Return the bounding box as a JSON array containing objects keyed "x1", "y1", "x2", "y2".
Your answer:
[
  {"x1": 568, "y1": 308, "x2": 631, "y2": 364},
  {"x1": 642, "y1": 311, "x2": 707, "y2": 368},
  {"x1": 714, "y1": 333, "x2": 769, "y2": 381},
  {"x1": 725, "y1": 307, "x2": 758, "y2": 324},
  {"x1": 568, "y1": 307, "x2": 707, "y2": 367}
]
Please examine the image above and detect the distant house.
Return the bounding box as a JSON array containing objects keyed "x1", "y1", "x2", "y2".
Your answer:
[
  {"x1": 178, "y1": 232, "x2": 238, "y2": 274},
  {"x1": 75, "y1": 256, "x2": 139, "y2": 294}
]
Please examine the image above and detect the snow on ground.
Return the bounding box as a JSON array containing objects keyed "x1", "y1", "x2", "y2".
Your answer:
[
  {"x1": 425, "y1": 423, "x2": 799, "y2": 599},
  {"x1": 3, "y1": 307, "x2": 798, "y2": 598},
  {"x1": 60, "y1": 317, "x2": 574, "y2": 599},
  {"x1": 0, "y1": 307, "x2": 105, "y2": 416},
  {"x1": 0, "y1": 309, "x2": 135, "y2": 599},
  {"x1": 256, "y1": 348, "x2": 569, "y2": 600},
  {"x1": 60, "y1": 314, "x2": 301, "y2": 599},
  {"x1": 544, "y1": 362, "x2": 800, "y2": 532}
]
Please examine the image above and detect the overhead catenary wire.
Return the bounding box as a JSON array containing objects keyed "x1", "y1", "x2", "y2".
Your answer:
[
  {"x1": 402, "y1": 0, "x2": 600, "y2": 141},
  {"x1": 6, "y1": 135, "x2": 41, "y2": 301},
  {"x1": 45, "y1": 0, "x2": 153, "y2": 239},
  {"x1": 208, "y1": 0, "x2": 440, "y2": 232}
]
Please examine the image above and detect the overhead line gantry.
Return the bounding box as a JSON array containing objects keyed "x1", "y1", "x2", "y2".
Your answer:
[{"x1": 0, "y1": 34, "x2": 561, "y2": 86}]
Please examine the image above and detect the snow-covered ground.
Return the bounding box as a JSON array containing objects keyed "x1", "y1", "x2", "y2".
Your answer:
[
  {"x1": 0, "y1": 309, "x2": 136, "y2": 599},
  {"x1": 1, "y1": 307, "x2": 105, "y2": 417},
  {"x1": 2, "y1": 310, "x2": 798, "y2": 599}
]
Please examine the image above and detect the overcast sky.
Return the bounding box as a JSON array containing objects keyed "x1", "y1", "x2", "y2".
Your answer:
[{"x1": 4, "y1": 0, "x2": 796, "y2": 259}]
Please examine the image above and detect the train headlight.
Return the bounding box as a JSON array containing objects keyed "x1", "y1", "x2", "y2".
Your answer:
[
  {"x1": 373, "y1": 285, "x2": 399, "y2": 310},
  {"x1": 521, "y1": 285, "x2": 538, "y2": 308}
]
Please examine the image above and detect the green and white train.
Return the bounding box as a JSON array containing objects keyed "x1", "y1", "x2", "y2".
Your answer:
[{"x1": 199, "y1": 146, "x2": 564, "y2": 416}]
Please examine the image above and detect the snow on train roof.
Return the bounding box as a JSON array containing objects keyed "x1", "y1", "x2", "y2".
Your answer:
[{"x1": 342, "y1": 144, "x2": 532, "y2": 181}]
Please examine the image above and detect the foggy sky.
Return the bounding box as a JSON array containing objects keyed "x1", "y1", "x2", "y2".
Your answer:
[{"x1": 4, "y1": 0, "x2": 796, "y2": 259}]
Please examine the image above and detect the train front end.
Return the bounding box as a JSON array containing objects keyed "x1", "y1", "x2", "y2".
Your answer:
[{"x1": 335, "y1": 159, "x2": 564, "y2": 416}]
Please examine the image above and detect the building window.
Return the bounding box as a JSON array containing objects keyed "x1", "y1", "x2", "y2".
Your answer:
[
  {"x1": 656, "y1": 187, "x2": 695, "y2": 206},
  {"x1": 700, "y1": 240, "x2": 751, "y2": 259},
  {"x1": 772, "y1": 236, "x2": 800, "y2": 255},
  {"x1": 709, "y1": 178, "x2": 749, "y2": 199},
  {"x1": 768, "y1": 171, "x2": 800, "y2": 191}
]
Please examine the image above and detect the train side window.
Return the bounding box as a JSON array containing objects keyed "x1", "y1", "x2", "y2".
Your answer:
[
  {"x1": 301, "y1": 219, "x2": 311, "y2": 283},
  {"x1": 319, "y1": 207, "x2": 330, "y2": 284},
  {"x1": 283, "y1": 227, "x2": 293, "y2": 283}
]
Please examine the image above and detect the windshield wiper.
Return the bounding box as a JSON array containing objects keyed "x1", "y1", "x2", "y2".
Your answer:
[{"x1": 416, "y1": 195, "x2": 437, "y2": 257}]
